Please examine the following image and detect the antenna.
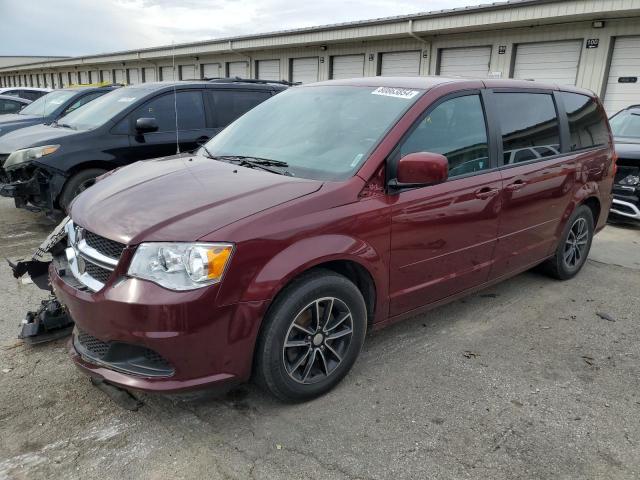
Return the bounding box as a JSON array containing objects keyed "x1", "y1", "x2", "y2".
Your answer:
[{"x1": 172, "y1": 41, "x2": 180, "y2": 154}]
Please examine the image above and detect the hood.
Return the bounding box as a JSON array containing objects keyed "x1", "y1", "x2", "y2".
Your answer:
[
  {"x1": 70, "y1": 154, "x2": 323, "y2": 244},
  {"x1": 0, "y1": 123, "x2": 79, "y2": 154},
  {"x1": 0, "y1": 114, "x2": 45, "y2": 139},
  {"x1": 614, "y1": 139, "x2": 640, "y2": 160}
]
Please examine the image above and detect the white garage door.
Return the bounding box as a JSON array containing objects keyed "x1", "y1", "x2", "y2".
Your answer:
[
  {"x1": 127, "y1": 68, "x2": 140, "y2": 84},
  {"x1": 257, "y1": 60, "x2": 280, "y2": 81},
  {"x1": 439, "y1": 46, "x2": 491, "y2": 78},
  {"x1": 143, "y1": 67, "x2": 156, "y2": 83},
  {"x1": 114, "y1": 69, "x2": 126, "y2": 84},
  {"x1": 180, "y1": 64, "x2": 196, "y2": 80},
  {"x1": 161, "y1": 66, "x2": 177, "y2": 81},
  {"x1": 380, "y1": 51, "x2": 421, "y2": 76},
  {"x1": 604, "y1": 36, "x2": 640, "y2": 114},
  {"x1": 228, "y1": 61, "x2": 248, "y2": 78},
  {"x1": 202, "y1": 63, "x2": 220, "y2": 79},
  {"x1": 79, "y1": 71, "x2": 88, "y2": 84},
  {"x1": 291, "y1": 57, "x2": 319, "y2": 84},
  {"x1": 101, "y1": 70, "x2": 111, "y2": 83},
  {"x1": 331, "y1": 54, "x2": 365, "y2": 79},
  {"x1": 513, "y1": 40, "x2": 582, "y2": 85}
]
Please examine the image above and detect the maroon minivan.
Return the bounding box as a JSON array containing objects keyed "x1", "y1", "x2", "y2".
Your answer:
[{"x1": 51, "y1": 77, "x2": 615, "y2": 401}]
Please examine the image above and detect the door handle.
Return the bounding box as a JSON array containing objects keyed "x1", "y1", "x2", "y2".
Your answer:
[
  {"x1": 505, "y1": 180, "x2": 527, "y2": 191},
  {"x1": 474, "y1": 187, "x2": 500, "y2": 199}
]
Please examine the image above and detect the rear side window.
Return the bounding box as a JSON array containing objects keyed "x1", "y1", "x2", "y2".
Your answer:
[
  {"x1": 494, "y1": 92, "x2": 560, "y2": 164},
  {"x1": 20, "y1": 90, "x2": 46, "y2": 101},
  {"x1": 131, "y1": 91, "x2": 206, "y2": 132},
  {"x1": 208, "y1": 90, "x2": 271, "y2": 127},
  {"x1": 399, "y1": 94, "x2": 490, "y2": 177},
  {"x1": 560, "y1": 92, "x2": 609, "y2": 151}
]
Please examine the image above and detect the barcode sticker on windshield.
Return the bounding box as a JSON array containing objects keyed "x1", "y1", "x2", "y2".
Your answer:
[
  {"x1": 49, "y1": 99, "x2": 64, "y2": 105},
  {"x1": 117, "y1": 97, "x2": 137, "y2": 103},
  {"x1": 371, "y1": 87, "x2": 420, "y2": 99}
]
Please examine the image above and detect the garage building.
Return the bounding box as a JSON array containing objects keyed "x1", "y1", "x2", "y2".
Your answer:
[{"x1": 2, "y1": 0, "x2": 640, "y2": 113}]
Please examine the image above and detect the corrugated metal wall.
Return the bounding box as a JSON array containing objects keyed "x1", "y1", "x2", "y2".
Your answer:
[{"x1": 1, "y1": 9, "x2": 640, "y2": 111}]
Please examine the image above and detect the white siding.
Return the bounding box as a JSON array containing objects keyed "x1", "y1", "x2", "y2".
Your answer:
[
  {"x1": 256, "y1": 59, "x2": 280, "y2": 80},
  {"x1": 603, "y1": 36, "x2": 640, "y2": 114},
  {"x1": 180, "y1": 64, "x2": 196, "y2": 80},
  {"x1": 79, "y1": 71, "x2": 89, "y2": 84},
  {"x1": 160, "y1": 66, "x2": 175, "y2": 81},
  {"x1": 380, "y1": 51, "x2": 421, "y2": 76},
  {"x1": 227, "y1": 61, "x2": 248, "y2": 78},
  {"x1": 291, "y1": 57, "x2": 319, "y2": 84},
  {"x1": 513, "y1": 40, "x2": 582, "y2": 85},
  {"x1": 101, "y1": 70, "x2": 112, "y2": 83},
  {"x1": 202, "y1": 63, "x2": 220, "y2": 79},
  {"x1": 331, "y1": 54, "x2": 365, "y2": 79},
  {"x1": 143, "y1": 67, "x2": 156, "y2": 82},
  {"x1": 439, "y1": 46, "x2": 491, "y2": 77}
]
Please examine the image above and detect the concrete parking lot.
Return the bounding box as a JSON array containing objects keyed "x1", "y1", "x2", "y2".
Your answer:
[{"x1": 0, "y1": 197, "x2": 639, "y2": 480}]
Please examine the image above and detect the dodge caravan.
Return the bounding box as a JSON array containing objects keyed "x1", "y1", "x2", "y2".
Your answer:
[{"x1": 51, "y1": 77, "x2": 615, "y2": 402}]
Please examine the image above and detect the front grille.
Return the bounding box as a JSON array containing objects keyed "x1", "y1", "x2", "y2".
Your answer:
[
  {"x1": 75, "y1": 329, "x2": 174, "y2": 377},
  {"x1": 77, "y1": 330, "x2": 110, "y2": 358},
  {"x1": 85, "y1": 262, "x2": 113, "y2": 283},
  {"x1": 84, "y1": 230, "x2": 126, "y2": 260}
]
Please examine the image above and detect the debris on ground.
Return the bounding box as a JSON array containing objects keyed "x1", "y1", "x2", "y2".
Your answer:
[
  {"x1": 463, "y1": 351, "x2": 480, "y2": 359},
  {"x1": 596, "y1": 311, "x2": 616, "y2": 322},
  {"x1": 582, "y1": 355, "x2": 595, "y2": 366}
]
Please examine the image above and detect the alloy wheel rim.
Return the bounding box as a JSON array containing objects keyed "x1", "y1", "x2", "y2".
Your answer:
[
  {"x1": 563, "y1": 217, "x2": 588, "y2": 268},
  {"x1": 282, "y1": 297, "x2": 353, "y2": 385}
]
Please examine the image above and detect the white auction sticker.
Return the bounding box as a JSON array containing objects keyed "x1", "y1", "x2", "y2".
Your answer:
[
  {"x1": 117, "y1": 97, "x2": 137, "y2": 103},
  {"x1": 371, "y1": 87, "x2": 420, "y2": 99}
]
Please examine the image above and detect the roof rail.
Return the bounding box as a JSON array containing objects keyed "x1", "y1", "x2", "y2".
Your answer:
[
  {"x1": 67, "y1": 82, "x2": 124, "y2": 88},
  {"x1": 205, "y1": 76, "x2": 300, "y2": 86}
]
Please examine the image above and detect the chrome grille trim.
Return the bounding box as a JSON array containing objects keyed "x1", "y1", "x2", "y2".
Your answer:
[{"x1": 65, "y1": 221, "x2": 121, "y2": 292}]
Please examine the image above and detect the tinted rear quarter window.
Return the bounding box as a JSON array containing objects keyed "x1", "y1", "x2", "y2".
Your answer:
[
  {"x1": 494, "y1": 92, "x2": 560, "y2": 164},
  {"x1": 560, "y1": 92, "x2": 609, "y2": 151},
  {"x1": 0, "y1": 98, "x2": 23, "y2": 113},
  {"x1": 209, "y1": 90, "x2": 272, "y2": 127}
]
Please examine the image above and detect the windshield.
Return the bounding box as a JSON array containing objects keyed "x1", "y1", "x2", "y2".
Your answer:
[
  {"x1": 59, "y1": 87, "x2": 149, "y2": 131},
  {"x1": 202, "y1": 85, "x2": 422, "y2": 180},
  {"x1": 610, "y1": 109, "x2": 640, "y2": 139},
  {"x1": 19, "y1": 90, "x2": 76, "y2": 117}
]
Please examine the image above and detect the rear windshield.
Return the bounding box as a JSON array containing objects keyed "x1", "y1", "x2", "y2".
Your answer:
[
  {"x1": 202, "y1": 85, "x2": 422, "y2": 181},
  {"x1": 19, "y1": 90, "x2": 76, "y2": 117},
  {"x1": 59, "y1": 87, "x2": 150, "y2": 131},
  {"x1": 610, "y1": 109, "x2": 640, "y2": 139}
]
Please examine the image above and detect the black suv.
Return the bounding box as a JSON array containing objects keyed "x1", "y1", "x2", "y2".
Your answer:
[
  {"x1": 609, "y1": 105, "x2": 640, "y2": 223},
  {"x1": 0, "y1": 86, "x2": 118, "y2": 138},
  {"x1": 0, "y1": 79, "x2": 288, "y2": 214}
]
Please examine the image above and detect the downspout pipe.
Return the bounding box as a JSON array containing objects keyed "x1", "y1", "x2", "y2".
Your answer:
[{"x1": 408, "y1": 19, "x2": 430, "y2": 74}]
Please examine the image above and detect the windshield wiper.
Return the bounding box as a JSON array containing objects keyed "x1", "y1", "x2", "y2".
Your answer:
[
  {"x1": 50, "y1": 120, "x2": 75, "y2": 129},
  {"x1": 208, "y1": 155, "x2": 293, "y2": 176}
]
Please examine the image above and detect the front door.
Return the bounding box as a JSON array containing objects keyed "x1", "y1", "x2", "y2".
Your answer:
[{"x1": 389, "y1": 93, "x2": 501, "y2": 316}]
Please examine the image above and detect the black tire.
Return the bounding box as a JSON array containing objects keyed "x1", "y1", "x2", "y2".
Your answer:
[
  {"x1": 254, "y1": 269, "x2": 367, "y2": 402},
  {"x1": 59, "y1": 168, "x2": 107, "y2": 213},
  {"x1": 542, "y1": 205, "x2": 594, "y2": 280}
]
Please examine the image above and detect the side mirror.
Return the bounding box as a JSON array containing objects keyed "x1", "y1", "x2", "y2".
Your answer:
[
  {"x1": 135, "y1": 117, "x2": 158, "y2": 134},
  {"x1": 391, "y1": 152, "x2": 449, "y2": 190}
]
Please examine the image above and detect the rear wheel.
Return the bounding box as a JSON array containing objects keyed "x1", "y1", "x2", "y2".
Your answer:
[
  {"x1": 59, "y1": 168, "x2": 107, "y2": 213},
  {"x1": 542, "y1": 205, "x2": 594, "y2": 280},
  {"x1": 254, "y1": 270, "x2": 367, "y2": 402}
]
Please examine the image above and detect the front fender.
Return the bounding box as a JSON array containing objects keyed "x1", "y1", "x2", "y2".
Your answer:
[{"x1": 237, "y1": 234, "x2": 388, "y2": 318}]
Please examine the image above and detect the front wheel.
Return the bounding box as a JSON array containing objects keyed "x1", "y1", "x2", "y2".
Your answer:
[
  {"x1": 254, "y1": 270, "x2": 367, "y2": 402},
  {"x1": 58, "y1": 168, "x2": 107, "y2": 213},
  {"x1": 542, "y1": 205, "x2": 594, "y2": 280}
]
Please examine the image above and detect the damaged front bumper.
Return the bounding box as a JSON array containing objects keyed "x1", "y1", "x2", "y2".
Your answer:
[
  {"x1": 0, "y1": 163, "x2": 67, "y2": 215},
  {"x1": 8, "y1": 216, "x2": 74, "y2": 343}
]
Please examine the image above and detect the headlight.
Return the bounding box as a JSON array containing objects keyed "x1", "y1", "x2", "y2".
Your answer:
[
  {"x1": 127, "y1": 242, "x2": 234, "y2": 290},
  {"x1": 4, "y1": 145, "x2": 60, "y2": 170},
  {"x1": 619, "y1": 174, "x2": 639, "y2": 186}
]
